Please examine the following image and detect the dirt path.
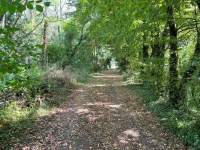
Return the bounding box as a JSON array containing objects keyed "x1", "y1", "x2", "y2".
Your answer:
[{"x1": 12, "y1": 70, "x2": 187, "y2": 150}]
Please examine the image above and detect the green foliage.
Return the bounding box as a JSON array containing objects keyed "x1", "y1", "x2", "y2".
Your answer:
[
  {"x1": 0, "y1": 0, "x2": 51, "y2": 93},
  {"x1": 27, "y1": 3, "x2": 33, "y2": 10},
  {"x1": 129, "y1": 84, "x2": 200, "y2": 149},
  {"x1": 0, "y1": 65, "x2": 80, "y2": 149},
  {"x1": 74, "y1": 0, "x2": 200, "y2": 148},
  {"x1": 0, "y1": 26, "x2": 42, "y2": 92},
  {"x1": 2, "y1": 0, "x2": 200, "y2": 148},
  {"x1": 44, "y1": 2, "x2": 51, "y2": 7},
  {"x1": 47, "y1": 43, "x2": 67, "y2": 68},
  {"x1": 36, "y1": 5, "x2": 43, "y2": 12}
]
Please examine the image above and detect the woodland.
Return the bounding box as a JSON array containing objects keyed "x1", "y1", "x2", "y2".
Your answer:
[{"x1": 0, "y1": 0, "x2": 200, "y2": 149}]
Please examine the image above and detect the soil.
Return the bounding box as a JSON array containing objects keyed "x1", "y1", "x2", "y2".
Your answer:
[{"x1": 10, "y1": 70, "x2": 188, "y2": 150}]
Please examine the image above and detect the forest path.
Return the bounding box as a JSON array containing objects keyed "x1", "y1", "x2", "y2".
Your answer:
[{"x1": 13, "y1": 70, "x2": 187, "y2": 150}]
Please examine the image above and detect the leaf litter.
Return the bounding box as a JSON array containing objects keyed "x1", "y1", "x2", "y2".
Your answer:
[{"x1": 8, "y1": 70, "x2": 189, "y2": 150}]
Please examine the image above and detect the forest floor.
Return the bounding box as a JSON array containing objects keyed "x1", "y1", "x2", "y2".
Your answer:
[{"x1": 10, "y1": 70, "x2": 188, "y2": 150}]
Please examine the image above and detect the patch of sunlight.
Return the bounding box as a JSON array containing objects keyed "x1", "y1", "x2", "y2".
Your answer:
[
  {"x1": 123, "y1": 129, "x2": 140, "y2": 137},
  {"x1": 84, "y1": 102, "x2": 110, "y2": 106},
  {"x1": 118, "y1": 129, "x2": 140, "y2": 144},
  {"x1": 88, "y1": 82, "x2": 127, "y2": 87},
  {"x1": 105, "y1": 104, "x2": 122, "y2": 109},
  {"x1": 97, "y1": 92, "x2": 104, "y2": 95},
  {"x1": 177, "y1": 120, "x2": 195, "y2": 129},
  {"x1": 149, "y1": 97, "x2": 165, "y2": 107},
  {"x1": 89, "y1": 84, "x2": 108, "y2": 87},
  {"x1": 86, "y1": 114, "x2": 102, "y2": 121},
  {"x1": 75, "y1": 89, "x2": 85, "y2": 92},
  {"x1": 0, "y1": 102, "x2": 30, "y2": 122},
  {"x1": 177, "y1": 121, "x2": 184, "y2": 128},
  {"x1": 84, "y1": 102, "x2": 122, "y2": 110},
  {"x1": 37, "y1": 107, "x2": 70, "y2": 117},
  {"x1": 94, "y1": 75, "x2": 122, "y2": 78},
  {"x1": 117, "y1": 135, "x2": 129, "y2": 144},
  {"x1": 75, "y1": 108, "x2": 90, "y2": 114},
  {"x1": 55, "y1": 108, "x2": 70, "y2": 113},
  {"x1": 37, "y1": 107, "x2": 52, "y2": 117}
]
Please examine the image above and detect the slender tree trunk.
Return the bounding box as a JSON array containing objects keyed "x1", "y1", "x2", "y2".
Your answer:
[
  {"x1": 166, "y1": 1, "x2": 180, "y2": 108},
  {"x1": 1, "y1": 14, "x2": 5, "y2": 29},
  {"x1": 41, "y1": 20, "x2": 48, "y2": 69},
  {"x1": 141, "y1": 31, "x2": 149, "y2": 84},
  {"x1": 150, "y1": 26, "x2": 168, "y2": 94},
  {"x1": 151, "y1": 28, "x2": 162, "y2": 89},
  {"x1": 67, "y1": 22, "x2": 88, "y2": 65},
  {"x1": 119, "y1": 57, "x2": 129, "y2": 72}
]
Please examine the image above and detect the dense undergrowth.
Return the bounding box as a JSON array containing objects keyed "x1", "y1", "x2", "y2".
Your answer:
[
  {"x1": 128, "y1": 83, "x2": 200, "y2": 149},
  {"x1": 0, "y1": 66, "x2": 94, "y2": 149}
]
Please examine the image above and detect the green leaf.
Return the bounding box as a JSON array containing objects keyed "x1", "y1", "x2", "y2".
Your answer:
[
  {"x1": 36, "y1": 5, "x2": 43, "y2": 12},
  {"x1": 36, "y1": 0, "x2": 43, "y2": 3},
  {"x1": 0, "y1": 8, "x2": 5, "y2": 14},
  {"x1": 0, "y1": 6, "x2": 8, "y2": 14},
  {"x1": 17, "y1": 4, "x2": 26, "y2": 13},
  {"x1": 28, "y1": 1, "x2": 35, "y2": 3},
  {"x1": 9, "y1": 81, "x2": 18, "y2": 86},
  {"x1": 8, "y1": 5, "x2": 16, "y2": 14},
  {"x1": 9, "y1": 27, "x2": 20, "y2": 32},
  {"x1": 27, "y1": 3, "x2": 33, "y2": 10},
  {"x1": 44, "y1": 2, "x2": 51, "y2": 7},
  {"x1": 36, "y1": 44, "x2": 44, "y2": 49},
  {"x1": 1, "y1": 0, "x2": 7, "y2": 7},
  {"x1": 0, "y1": 50, "x2": 8, "y2": 56}
]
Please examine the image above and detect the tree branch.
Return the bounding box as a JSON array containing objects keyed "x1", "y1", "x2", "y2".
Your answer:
[
  {"x1": 13, "y1": 0, "x2": 28, "y2": 27},
  {"x1": 21, "y1": 15, "x2": 45, "y2": 39}
]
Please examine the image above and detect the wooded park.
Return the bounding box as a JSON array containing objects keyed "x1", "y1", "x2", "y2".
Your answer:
[{"x1": 0, "y1": 0, "x2": 200, "y2": 149}]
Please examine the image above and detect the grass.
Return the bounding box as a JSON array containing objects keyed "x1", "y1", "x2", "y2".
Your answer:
[{"x1": 128, "y1": 84, "x2": 200, "y2": 150}]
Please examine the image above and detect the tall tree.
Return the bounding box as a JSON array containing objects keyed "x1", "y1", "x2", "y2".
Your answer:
[{"x1": 166, "y1": 0, "x2": 180, "y2": 108}]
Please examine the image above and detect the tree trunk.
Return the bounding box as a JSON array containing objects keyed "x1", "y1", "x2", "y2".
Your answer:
[
  {"x1": 179, "y1": 2, "x2": 200, "y2": 103},
  {"x1": 166, "y1": 2, "x2": 180, "y2": 108},
  {"x1": 1, "y1": 13, "x2": 5, "y2": 29},
  {"x1": 41, "y1": 20, "x2": 48, "y2": 69},
  {"x1": 151, "y1": 28, "x2": 162, "y2": 89},
  {"x1": 150, "y1": 26, "x2": 168, "y2": 94},
  {"x1": 142, "y1": 30, "x2": 149, "y2": 59},
  {"x1": 141, "y1": 31, "x2": 149, "y2": 84}
]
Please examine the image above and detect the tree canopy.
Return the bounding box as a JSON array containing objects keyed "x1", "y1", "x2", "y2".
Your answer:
[{"x1": 1, "y1": 0, "x2": 200, "y2": 149}]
